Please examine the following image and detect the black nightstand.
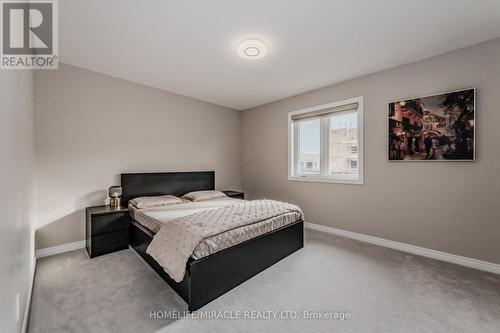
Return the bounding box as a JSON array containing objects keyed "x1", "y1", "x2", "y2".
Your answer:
[
  {"x1": 85, "y1": 205, "x2": 130, "y2": 258},
  {"x1": 222, "y1": 190, "x2": 245, "y2": 200}
]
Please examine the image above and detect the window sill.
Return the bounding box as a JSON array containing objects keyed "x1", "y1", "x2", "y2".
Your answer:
[{"x1": 288, "y1": 176, "x2": 364, "y2": 185}]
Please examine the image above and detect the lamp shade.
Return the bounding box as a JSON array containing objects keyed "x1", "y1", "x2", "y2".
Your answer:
[{"x1": 108, "y1": 185, "x2": 122, "y2": 198}]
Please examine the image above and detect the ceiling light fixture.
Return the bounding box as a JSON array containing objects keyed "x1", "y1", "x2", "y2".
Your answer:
[{"x1": 237, "y1": 39, "x2": 267, "y2": 60}]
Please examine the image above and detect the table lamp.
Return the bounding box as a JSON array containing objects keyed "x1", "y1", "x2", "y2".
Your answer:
[{"x1": 108, "y1": 185, "x2": 122, "y2": 208}]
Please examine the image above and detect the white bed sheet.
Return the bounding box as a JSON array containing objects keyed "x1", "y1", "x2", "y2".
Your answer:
[{"x1": 130, "y1": 197, "x2": 244, "y2": 233}]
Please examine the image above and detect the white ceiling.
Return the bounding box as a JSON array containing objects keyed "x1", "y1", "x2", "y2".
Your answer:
[{"x1": 60, "y1": 0, "x2": 500, "y2": 110}]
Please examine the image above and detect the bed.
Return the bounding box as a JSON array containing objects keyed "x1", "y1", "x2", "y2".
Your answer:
[{"x1": 122, "y1": 171, "x2": 304, "y2": 311}]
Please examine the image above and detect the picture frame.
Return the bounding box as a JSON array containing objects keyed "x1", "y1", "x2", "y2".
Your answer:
[{"x1": 388, "y1": 88, "x2": 475, "y2": 161}]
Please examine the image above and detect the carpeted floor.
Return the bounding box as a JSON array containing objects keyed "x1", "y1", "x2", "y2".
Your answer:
[{"x1": 28, "y1": 229, "x2": 500, "y2": 333}]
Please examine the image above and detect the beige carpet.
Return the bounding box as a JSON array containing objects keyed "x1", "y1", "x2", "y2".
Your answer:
[{"x1": 28, "y1": 229, "x2": 500, "y2": 333}]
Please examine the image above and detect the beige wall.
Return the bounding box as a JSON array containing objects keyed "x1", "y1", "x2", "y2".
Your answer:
[
  {"x1": 0, "y1": 71, "x2": 36, "y2": 331},
  {"x1": 241, "y1": 39, "x2": 500, "y2": 264},
  {"x1": 35, "y1": 64, "x2": 241, "y2": 249}
]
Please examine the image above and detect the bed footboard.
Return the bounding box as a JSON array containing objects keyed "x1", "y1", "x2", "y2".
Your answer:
[{"x1": 129, "y1": 219, "x2": 304, "y2": 311}]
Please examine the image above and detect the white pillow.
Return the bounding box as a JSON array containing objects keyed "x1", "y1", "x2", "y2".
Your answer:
[
  {"x1": 129, "y1": 195, "x2": 184, "y2": 209},
  {"x1": 182, "y1": 190, "x2": 227, "y2": 202}
]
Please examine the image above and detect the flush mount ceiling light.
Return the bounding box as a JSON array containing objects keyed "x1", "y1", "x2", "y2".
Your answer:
[{"x1": 237, "y1": 39, "x2": 267, "y2": 60}]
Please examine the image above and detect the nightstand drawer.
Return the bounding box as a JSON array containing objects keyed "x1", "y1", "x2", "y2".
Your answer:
[
  {"x1": 89, "y1": 229, "x2": 129, "y2": 258},
  {"x1": 91, "y1": 213, "x2": 129, "y2": 235}
]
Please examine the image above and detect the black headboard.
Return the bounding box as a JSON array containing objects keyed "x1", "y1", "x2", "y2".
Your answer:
[{"x1": 121, "y1": 171, "x2": 215, "y2": 204}]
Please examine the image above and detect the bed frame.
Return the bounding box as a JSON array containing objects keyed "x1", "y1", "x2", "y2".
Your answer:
[{"x1": 122, "y1": 171, "x2": 304, "y2": 311}]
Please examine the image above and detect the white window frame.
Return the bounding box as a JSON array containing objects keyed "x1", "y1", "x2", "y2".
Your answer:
[{"x1": 288, "y1": 96, "x2": 364, "y2": 184}]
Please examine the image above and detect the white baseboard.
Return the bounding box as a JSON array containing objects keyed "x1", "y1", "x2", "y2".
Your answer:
[
  {"x1": 21, "y1": 258, "x2": 36, "y2": 333},
  {"x1": 35, "y1": 240, "x2": 85, "y2": 259},
  {"x1": 305, "y1": 222, "x2": 500, "y2": 275}
]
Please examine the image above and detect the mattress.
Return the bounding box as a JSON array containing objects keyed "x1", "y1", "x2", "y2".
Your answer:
[{"x1": 130, "y1": 198, "x2": 301, "y2": 260}]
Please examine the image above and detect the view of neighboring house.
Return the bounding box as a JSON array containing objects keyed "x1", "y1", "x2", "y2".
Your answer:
[
  {"x1": 329, "y1": 127, "x2": 358, "y2": 175},
  {"x1": 298, "y1": 152, "x2": 320, "y2": 174},
  {"x1": 299, "y1": 126, "x2": 358, "y2": 176}
]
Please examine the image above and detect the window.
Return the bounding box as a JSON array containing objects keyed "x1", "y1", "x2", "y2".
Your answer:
[
  {"x1": 288, "y1": 97, "x2": 363, "y2": 184},
  {"x1": 350, "y1": 159, "x2": 358, "y2": 169},
  {"x1": 297, "y1": 118, "x2": 320, "y2": 175}
]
